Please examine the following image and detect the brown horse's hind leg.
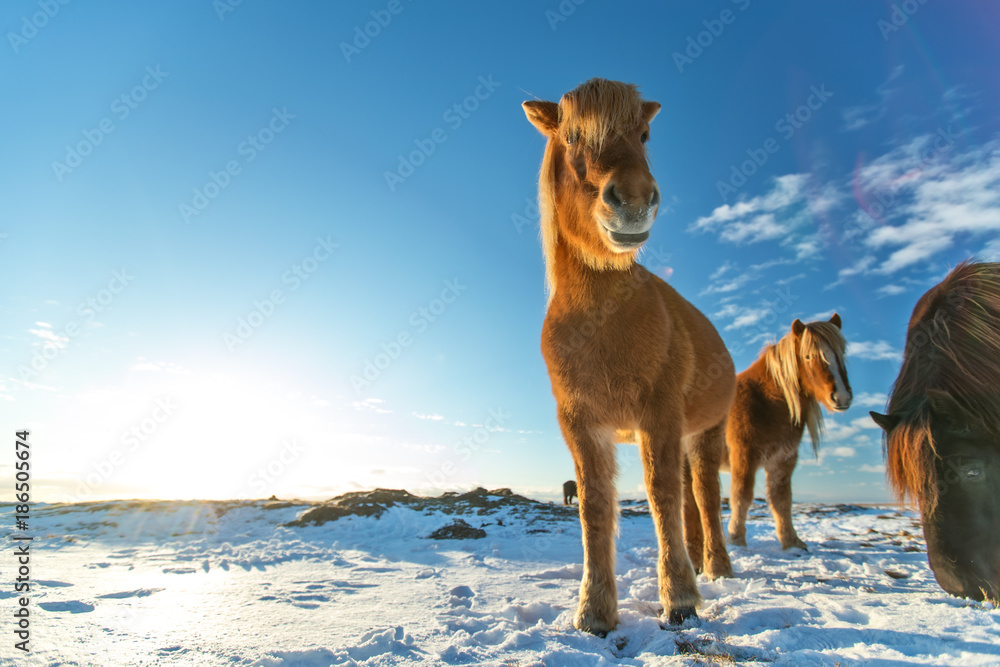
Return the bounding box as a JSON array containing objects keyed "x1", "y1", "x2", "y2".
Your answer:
[
  {"x1": 560, "y1": 417, "x2": 619, "y2": 635},
  {"x1": 688, "y1": 424, "x2": 734, "y2": 579},
  {"x1": 727, "y1": 439, "x2": 756, "y2": 547},
  {"x1": 682, "y1": 458, "x2": 704, "y2": 573},
  {"x1": 765, "y1": 452, "x2": 807, "y2": 550},
  {"x1": 639, "y1": 426, "x2": 701, "y2": 624}
]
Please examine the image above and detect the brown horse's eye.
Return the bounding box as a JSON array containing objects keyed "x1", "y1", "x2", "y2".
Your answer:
[
  {"x1": 640, "y1": 132, "x2": 648, "y2": 144},
  {"x1": 565, "y1": 131, "x2": 579, "y2": 146}
]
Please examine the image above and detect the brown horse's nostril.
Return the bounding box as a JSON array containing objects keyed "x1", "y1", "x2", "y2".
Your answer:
[
  {"x1": 649, "y1": 187, "x2": 660, "y2": 209},
  {"x1": 602, "y1": 182, "x2": 623, "y2": 210}
]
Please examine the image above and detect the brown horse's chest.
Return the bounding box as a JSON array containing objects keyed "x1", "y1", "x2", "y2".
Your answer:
[{"x1": 541, "y1": 308, "x2": 670, "y2": 408}]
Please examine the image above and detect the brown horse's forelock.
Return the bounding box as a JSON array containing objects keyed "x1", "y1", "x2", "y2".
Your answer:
[
  {"x1": 764, "y1": 320, "x2": 847, "y2": 454},
  {"x1": 558, "y1": 78, "x2": 644, "y2": 154},
  {"x1": 884, "y1": 261, "x2": 1000, "y2": 513}
]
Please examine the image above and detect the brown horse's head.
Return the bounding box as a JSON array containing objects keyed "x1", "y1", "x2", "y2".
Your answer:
[
  {"x1": 523, "y1": 79, "x2": 661, "y2": 291},
  {"x1": 792, "y1": 313, "x2": 852, "y2": 413},
  {"x1": 870, "y1": 260, "x2": 1000, "y2": 603}
]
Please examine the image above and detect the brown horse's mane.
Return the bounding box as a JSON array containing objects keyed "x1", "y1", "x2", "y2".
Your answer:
[
  {"x1": 763, "y1": 320, "x2": 847, "y2": 454},
  {"x1": 885, "y1": 260, "x2": 1000, "y2": 512},
  {"x1": 537, "y1": 79, "x2": 647, "y2": 301}
]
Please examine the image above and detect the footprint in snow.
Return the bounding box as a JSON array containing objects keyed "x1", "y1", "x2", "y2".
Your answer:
[
  {"x1": 97, "y1": 588, "x2": 164, "y2": 599},
  {"x1": 449, "y1": 585, "x2": 475, "y2": 608}
]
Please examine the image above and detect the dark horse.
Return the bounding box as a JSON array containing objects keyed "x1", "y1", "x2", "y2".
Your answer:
[
  {"x1": 524, "y1": 79, "x2": 735, "y2": 633},
  {"x1": 563, "y1": 480, "x2": 577, "y2": 505},
  {"x1": 871, "y1": 261, "x2": 1000, "y2": 602}
]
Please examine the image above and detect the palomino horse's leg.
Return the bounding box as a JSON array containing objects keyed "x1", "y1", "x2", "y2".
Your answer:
[
  {"x1": 687, "y1": 423, "x2": 734, "y2": 579},
  {"x1": 559, "y1": 416, "x2": 619, "y2": 635},
  {"x1": 727, "y1": 439, "x2": 756, "y2": 547},
  {"x1": 765, "y1": 452, "x2": 807, "y2": 550},
  {"x1": 682, "y1": 458, "x2": 704, "y2": 573},
  {"x1": 639, "y1": 425, "x2": 701, "y2": 624}
]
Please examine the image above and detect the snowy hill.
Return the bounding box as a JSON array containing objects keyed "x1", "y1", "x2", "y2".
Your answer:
[{"x1": 2, "y1": 489, "x2": 998, "y2": 666}]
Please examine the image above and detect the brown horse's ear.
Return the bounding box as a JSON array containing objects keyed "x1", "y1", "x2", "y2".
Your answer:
[
  {"x1": 642, "y1": 101, "x2": 661, "y2": 124},
  {"x1": 523, "y1": 101, "x2": 559, "y2": 137},
  {"x1": 829, "y1": 312, "x2": 842, "y2": 329},
  {"x1": 791, "y1": 319, "x2": 806, "y2": 337},
  {"x1": 870, "y1": 411, "x2": 900, "y2": 432}
]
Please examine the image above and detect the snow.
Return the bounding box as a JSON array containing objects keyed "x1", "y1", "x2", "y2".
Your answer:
[{"x1": 2, "y1": 492, "x2": 998, "y2": 666}]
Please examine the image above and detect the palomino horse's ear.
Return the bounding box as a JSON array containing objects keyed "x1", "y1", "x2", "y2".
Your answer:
[
  {"x1": 829, "y1": 312, "x2": 842, "y2": 329},
  {"x1": 791, "y1": 319, "x2": 806, "y2": 337},
  {"x1": 523, "y1": 101, "x2": 559, "y2": 137},
  {"x1": 870, "y1": 411, "x2": 900, "y2": 432},
  {"x1": 642, "y1": 101, "x2": 661, "y2": 124}
]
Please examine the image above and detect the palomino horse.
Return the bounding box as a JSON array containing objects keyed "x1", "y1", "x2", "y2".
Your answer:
[
  {"x1": 871, "y1": 261, "x2": 1000, "y2": 602},
  {"x1": 725, "y1": 315, "x2": 852, "y2": 550},
  {"x1": 523, "y1": 79, "x2": 736, "y2": 634}
]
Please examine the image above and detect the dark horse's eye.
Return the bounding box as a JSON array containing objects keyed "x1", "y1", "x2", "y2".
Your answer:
[{"x1": 640, "y1": 131, "x2": 649, "y2": 144}]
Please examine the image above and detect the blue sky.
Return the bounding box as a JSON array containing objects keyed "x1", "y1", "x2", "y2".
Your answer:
[{"x1": 2, "y1": 1, "x2": 998, "y2": 503}]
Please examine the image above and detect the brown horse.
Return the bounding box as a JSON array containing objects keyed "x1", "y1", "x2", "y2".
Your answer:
[
  {"x1": 724, "y1": 315, "x2": 852, "y2": 550},
  {"x1": 523, "y1": 79, "x2": 736, "y2": 634},
  {"x1": 871, "y1": 260, "x2": 1000, "y2": 602}
]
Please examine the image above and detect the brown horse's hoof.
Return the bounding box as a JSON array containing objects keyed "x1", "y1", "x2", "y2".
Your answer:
[
  {"x1": 782, "y1": 538, "x2": 808, "y2": 551},
  {"x1": 666, "y1": 607, "x2": 698, "y2": 626},
  {"x1": 727, "y1": 535, "x2": 747, "y2": 547},
  {"x1": 574, "y1": 608, "x2": 618, "y2": 636}
]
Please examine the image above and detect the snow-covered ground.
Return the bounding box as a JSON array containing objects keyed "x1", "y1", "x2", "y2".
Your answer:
[{"x1": 2, "y1": 489, "x2": 998, "y2": 666}]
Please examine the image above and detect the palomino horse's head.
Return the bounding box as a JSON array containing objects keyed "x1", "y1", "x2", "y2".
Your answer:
[
  {"x1": 523, "y1": 79, "x2": 661, "y2": 270},
  {"x1": 791, "y1": 313, "x2": 853, "y2": 412}
]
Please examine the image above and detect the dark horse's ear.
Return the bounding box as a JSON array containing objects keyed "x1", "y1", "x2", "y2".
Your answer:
[
  {"x1": 791, "y1": 319, "x2": 806, "y2": 337},
  {"x1": 642, "y1": 101, "x2": 661, "y2": 124},
  {"x1": 829, "y1": 312, "x2": 842, "y2": 329},
  {"x1": 870, "y1": 411, "x2": 900, "y2": 432},
  {"x1": 523, "y1": 101, "x2": 559, "y2": 137}
]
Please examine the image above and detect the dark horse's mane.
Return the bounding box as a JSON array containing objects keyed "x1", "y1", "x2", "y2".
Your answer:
[{"x1": 884, "y1": 260, "x2": 1000, "y2": 512}]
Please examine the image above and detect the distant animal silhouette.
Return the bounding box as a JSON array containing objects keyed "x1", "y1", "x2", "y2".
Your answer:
[
  {"x1": 871, "y1": 260, "x2": 1000, "y2": 602},
  {"x1": 523, "y1": 78, "x2": 735, "y2": 634},
  {"x1": 724, "y1": 315, "x2": 852, "y2": 551},
  {"x1": 563, "y1": 480, "x2": 577, "y2": 505}
]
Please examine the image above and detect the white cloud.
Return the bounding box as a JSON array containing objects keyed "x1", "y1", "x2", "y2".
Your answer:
[
  {"x1": 28, "y1": 323, "x2": 69, "y2": 350},
  {"x1": 876, "y1": 284, "x2": 906, "y2": 297},
  {"x1": 851, "y1": 416, "x2": 883, "y2": 431},
  {"x1": 829, "y1": 446, "x2": 857, "y2": 458},
  {"x1": 853, "y1": 391, "x2": 888, "y2": 408},
  {"x1": 848, "y1": 340, "x2": 902, "y2": 361},
  {"x1": 690, "y1": 174, "x2": 808, "y2": 244},
  {"x1": 841, "y1": 66, "x2": 903, "y2": 132},
  {"x1": 412, "y1": 412, "x2": 445, "y2": 421},
  {"x1": 859, "y1": 463, "x2": 885, "y2": 473}
]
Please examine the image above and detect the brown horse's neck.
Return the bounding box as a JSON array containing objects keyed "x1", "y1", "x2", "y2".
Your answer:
[
  {"x1": 549, "y1": 228, "x2": 643, "y2": 312},
  {"x1": 749, "y1": 354, "x2": 809, "y2": 408}
]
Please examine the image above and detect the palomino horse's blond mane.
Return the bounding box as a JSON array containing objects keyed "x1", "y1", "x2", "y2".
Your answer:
[
  {"x1": 536, "y1": 79, "x2": 647, "y2": 301},
  {"x1": 764, "y1": 321, "x2": 847, "y2": 454},
  {"x1": 885, "y1": 260, "x2": 1000, "y2": 514}
]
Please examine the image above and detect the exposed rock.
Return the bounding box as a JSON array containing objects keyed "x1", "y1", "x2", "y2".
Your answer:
[{"x1": 428, "y1": 519, "x2": 487, "y2": 540}]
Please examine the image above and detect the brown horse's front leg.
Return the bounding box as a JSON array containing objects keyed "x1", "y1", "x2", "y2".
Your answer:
[
  {"x1": 727, "y1": 439, "x2": 756, "y2": 547},
  {"x1": 559, "y1": 415, "x2": 619, "y2": 635},
  {"x1": 766, "y1": 452, "x2": 807, "y2": 550},
  {"x1": 639, "y1": 425, "x2": 701, "y2": 624},
  {"x1": 688, "y1": 423, "x2": 734, "y2": 579},
  {"x1": 682, "y1": 458, "x2": 704, "y2": 573}
]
